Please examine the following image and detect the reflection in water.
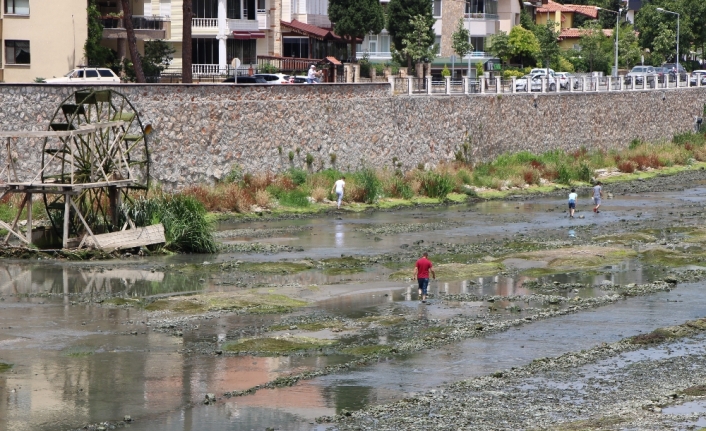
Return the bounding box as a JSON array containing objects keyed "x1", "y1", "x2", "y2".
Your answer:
[{"x1": 335, "y1": 222, "x2": 345, "y2": 248}]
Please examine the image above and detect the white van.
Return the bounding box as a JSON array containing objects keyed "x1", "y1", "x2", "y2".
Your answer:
[{"x1": 45, "y1": 67, "x2": 121, "y2": 83}]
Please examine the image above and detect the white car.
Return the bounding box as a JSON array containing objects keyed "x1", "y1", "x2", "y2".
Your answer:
[
  {"x1": 45, "y1": 67, "x2": 120, "y2": 83},
  {"x1": 690, "y1": 70, "x2": 706, "y2": 86},
  {"x1": 555, "y1": 72, "x2": 574, "y2": 90},
  {"x1": 515, "y1": 73, "x2": 557, "y2": 92},
  {"x1": 253, "y1": 73, "x2": 290, "y2": 84},
  {"x1": 529, "y1": 68, "x2": 555, "y2": 77}
]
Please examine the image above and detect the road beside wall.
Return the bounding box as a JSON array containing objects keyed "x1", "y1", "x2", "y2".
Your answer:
[{"x1": 1, "y1": 83, "x2": 704, "y2": 190}]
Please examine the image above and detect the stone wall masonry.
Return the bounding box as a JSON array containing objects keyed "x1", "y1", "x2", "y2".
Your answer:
[{"x1": 0, "y1": 83, "x2": 704, "y2": 191}]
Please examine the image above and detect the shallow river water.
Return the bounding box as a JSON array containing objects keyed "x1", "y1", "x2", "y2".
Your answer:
[{"x1": 2, "y1": 187, "x2": 706, "y2": 430}]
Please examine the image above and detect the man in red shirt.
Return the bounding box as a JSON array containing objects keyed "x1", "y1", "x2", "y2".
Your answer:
[{"x1": 414, "y1": 252, "x2": 436, "y2": 303}]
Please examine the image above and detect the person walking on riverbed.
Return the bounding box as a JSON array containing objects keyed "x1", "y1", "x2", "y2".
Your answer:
[
  {"x1": 332, "y1": 176, "x2": 345, "y2": 209},
  {"x1": 414, "y1": 252, "x2": 435, "y2": 303},
  {"x1": 568, "y1": 188, "x2": 577, "y2": 218},
  {"x1": 593, "y1": 181, "x2": 604, "y2": 213}
]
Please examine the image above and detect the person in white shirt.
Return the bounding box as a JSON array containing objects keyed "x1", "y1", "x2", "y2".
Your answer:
[
  {"x1": 568, "y1": 188, "x2": 578, "y2": 218},
  {"x1": 307, "y1": 65, "x2": 318, "y2": 83},
  {"x1": 331, "y1": 176, "x2": 345, "y2": 209}
]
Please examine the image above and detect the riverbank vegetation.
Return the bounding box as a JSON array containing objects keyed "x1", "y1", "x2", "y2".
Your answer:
[{"x1": 178, "y1": 130, "x2": 706, "y2": 215}]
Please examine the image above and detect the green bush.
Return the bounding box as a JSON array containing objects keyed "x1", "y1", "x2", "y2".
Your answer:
[
  {"x1": 441, "y1": 64, "x2": 451, "y2": 78},
  {"x1": 577, "y1": 163, "x2": 592, "y2": 182},
  {"x1": 259, "y1": 62, "x2": 279, "y2": 73},
  {"x1": 268, "y1": 187, "x2": 310, "y2": 207},
  {"x1": 124, "y1": 195, "x2": 217, "y2": 253},
  {"x1": 389, "y1": 176, "x2": 413, "y2": 199},
  {"x1": 421, "y1": 172, "x2": 454, "y2": 199},
  {"x1": 557, "y1": 164, "x2": 571, "y2": 185},
  {"x1": 357, "y1": 168, "x2": 381, "y2": 204},
  {"x1": 288, "y1": 168, "x2": 308, "y2": 186},
  {"x1": 502, "y1": 70, "x2": 525, "y2": 79}
]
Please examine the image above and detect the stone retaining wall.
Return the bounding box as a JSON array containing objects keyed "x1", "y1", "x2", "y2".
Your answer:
[{"x1": 1, "y1": 83, "x2": 704, "y2": 190}]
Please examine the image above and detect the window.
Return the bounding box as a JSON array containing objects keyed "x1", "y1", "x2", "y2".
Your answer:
[
  {"x1": 283, "y1": 36, "x2": 308, "y2": 58},
  {"x1": 257, "y1": 0, "x2": 265, "y2": 11},
  {"x1": 5, "y1": 40, "x2": 30, "y2": 64},
  {"x1": 99, "y1": 69, "x2": 115, "y2": 77},
  {"x1": 432, "y1": 0, "x2": 441, "y2": 17},
  {"x1": 379, "y1": 34, "x2": 390, "y2": 53},
  {"x1": 86, "y1": 69, "x2": 99, "y2": 78},
  {"x1": 5, "y1": 0, "x2": 29, "y2": 14},
  {"x1": 368, "y1": 34, "x2": 377, "y2": 53},
  {"x1": 434, "y1": 35, "x2": 441, "y2": 52},
  {"x1": 227, "y1": 0, "x2": 241, "y2": 19}
]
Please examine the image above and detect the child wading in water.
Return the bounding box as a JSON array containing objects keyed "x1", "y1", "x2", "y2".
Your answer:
[
  {"x1": 593, "y1": 181, "x2": 604, "y2": 213},
  {"x1": 568, "y1": 188, "x2": 577, "y2": 218}
]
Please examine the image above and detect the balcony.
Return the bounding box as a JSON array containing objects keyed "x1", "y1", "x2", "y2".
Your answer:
[
  {"x1": 361, "y1": 51, "x2": 392, "y2": 60},
  {"x1": 227, "y1": 18, "x2": 259, "y2": 32},
  {"x1": 256, "y1": 10, "x2": 269, "y2": 30},
  {"x1": 464, "y1": 13, "x2": 500, "y2": 20},
  {"x1": 102, "y1": 15, "x2": 169, "y2": 40}
]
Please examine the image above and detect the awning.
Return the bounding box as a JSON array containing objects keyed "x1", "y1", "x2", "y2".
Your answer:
[
  {"x1": 232, "y1": 31, "x2": 265, "y2": 40},
  {"x1": 281, "y1": 20, "x2": 362, "y2": 43},
  {"x1": 325, "y1": 56, "x2": 342, "y2": 66}
]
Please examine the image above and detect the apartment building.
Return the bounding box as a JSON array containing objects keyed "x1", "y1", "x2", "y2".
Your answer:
[
  {"x1": 2, "y1": 0, "x2": 87, "y2": 82},
  {"x1": 357, "y1": 0, "x2": 523, "y2": 69}
]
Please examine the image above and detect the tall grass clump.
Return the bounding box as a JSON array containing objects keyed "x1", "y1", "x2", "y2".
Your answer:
[
  {"x1": 420, "y1": 171, "x2": 454, "y2": 198},
  {"x1": 267, "y1": 186, "x2": 310, "y2": 207},
  {"x1": 124, "y1": 194, "x2": 217, "y2": 253},
  {"x1": 355, "y1": 168, "x2": 381, "y2": 204}
]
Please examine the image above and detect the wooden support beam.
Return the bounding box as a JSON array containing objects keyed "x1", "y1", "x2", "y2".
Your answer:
[
  {"x1": 63, "y1": 196, "x2": 70, "y2": 249},
  {"x1": 3, "y1": 194, "x2": 28, "y2": 244},
  {"x1": 26, "y1": 193, "x2": 32, "y2": 245},
  {"x1": 69, "y1": 198, "x2": 101, "y2": 250}
]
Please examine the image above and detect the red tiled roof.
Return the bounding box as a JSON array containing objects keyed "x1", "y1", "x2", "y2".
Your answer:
[
  {"x1": 537, "y1": 0, "x2": 599, "y2": 19},
  {"x1": 325, "y1": 56, "x2": 342, "y2": 65},
  {"x1": 281, "y1": 19, "x2": 330, "y2": 39},
  {"x1": 280, "y1": 19, "x2": 362, "y2": 43},
  {"x1": 558, "y1": 28, "x2": 612, "y2": 39}
]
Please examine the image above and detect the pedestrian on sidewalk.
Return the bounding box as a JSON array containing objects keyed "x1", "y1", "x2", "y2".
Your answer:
[
  {"x1": 593, "y1": 181, "x2": 604, "y2": 213},
  {"x1": 331, "y1": 175, "x2": 345, "y2": 209},
  {"x1": 568, "y1": 188, "x2": 577, "y2": 218},
  {"x1": 414, "y1": 252, "x2": 436, "y2": 303}
]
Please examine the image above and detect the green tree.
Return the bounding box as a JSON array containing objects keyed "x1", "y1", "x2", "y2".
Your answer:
[
  {"x1": 534, "y1": 21, "x2": 560, "y2": 69},
  {"x1": 328, "y1": 0, "x2": 384, "y2": 61},
  {"x1": 488, "y1": 31, "x2": 511, "y2": 66},
  {"x1": 652, "y1": 22, "x2": 677, "y2": 64},
  {"x1": 399, "y1": 14, "x2": 436, "y2": 65},
  {"x1": 451, "y1": 18, "x2": 472, "y2": 61},
  {"x1": 579, "y1": 22, "x2": 609, "y2": 72},
  {"x1": 508, "y1": 25, "x2": 540, "y2": 67},
  {"x1": 519, "y1": 8, "x2": 535, "y2": 32},
  {"x1": 120, "y1": 0, "x2": 145, "y2": 83},
  {"x1": 142, "y1": 40, "x2": 176, "y2": 80},
  {"x1": 85, "y1": 1, "x2": 112, "y2": 66},
  {"x1": 617, "y1": 23, "x2": 641, "y2": 70},
  {"x1": 387, "y1": 0, "x2": 434, "y2": 67}
]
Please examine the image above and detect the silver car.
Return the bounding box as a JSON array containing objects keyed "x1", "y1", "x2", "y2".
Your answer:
[
  {"x1": 690, "y1": 70, "x2": 706, "y2": 86},
  {"x1": 624, "y1": 66, "x2": 656, "y2": 87},
  {"x1": 515, "y1": 72, "x2": 557, "y2": 92}
]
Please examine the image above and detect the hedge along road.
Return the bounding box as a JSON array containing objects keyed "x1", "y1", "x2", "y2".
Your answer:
[{"x1": 3, "y1": 169, "x2": 706, "y2": 430}]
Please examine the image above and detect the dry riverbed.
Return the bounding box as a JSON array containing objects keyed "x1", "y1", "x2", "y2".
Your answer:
[{"x1": 6, "y1": 169, "x2": 706, "y2": 431}]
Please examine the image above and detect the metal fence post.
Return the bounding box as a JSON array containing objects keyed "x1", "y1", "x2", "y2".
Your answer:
[
  {"x1": 445, "y1": 76, "x2": 451, "y2": 95},
  {"x1": 619, "y1": 75, "x2": 623, "y2": 91},
  {"x1": 631, "y1": 77, "x2": 635, "y2": 91},
  {"x1": 541, "y1": 77, "x2": 546, "y2": 93},
  {"x1": 407, "y1": 76, "x2": 413, "y2": 95},
  {"x1": 480, "y1": 76, "x2": 485, "y2": 94},
  {"x1": 607, "y1": 76, "x2": 612, "y2": 92},
  {"x1": 427, "y1": 76, "x2": 433, "y2": 95},
  {"x1": 569, "y1": 77, "x2": 573, "y2": 92},
  {"x1": 496, "y1": 77, "x2": 501, "y2": 94},
  {"x1": 464, "y1": 76, "x2": 469, "y2": 94},
  {"x1": 512, "y1": 77, "x2": 516, "y2": 93},
  {"x1": 582, "y1": 77, "x2": 587, "y2": 92},
  {"x1": 388, "y1": 76, "x2": 395, "y2": 95}
]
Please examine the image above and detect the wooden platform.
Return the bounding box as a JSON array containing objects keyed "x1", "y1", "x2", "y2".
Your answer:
[
  {"x1": 0, "y1": 179, "x2": 138, "y2": 194},
  {"x1": 81, "y1": 224, "x2": 166, "y2": 251}
]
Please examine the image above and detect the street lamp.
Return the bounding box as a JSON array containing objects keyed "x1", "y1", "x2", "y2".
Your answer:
[
  {"x1": 597, "y1": 6, "x2": 623, "y2": 77},
  {"x1": 656, "y1": 7, "x2": 679, "y2": 78}
]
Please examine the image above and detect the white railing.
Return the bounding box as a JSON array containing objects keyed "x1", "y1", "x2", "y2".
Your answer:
[
  {"x1": 192, "y1": 64, "x2": 228, "y2": 75},
  {"x1": 192, "y1": 17, "x2": 218, "y2": 28},
  {"x1": 464, "y1": 13, "x2": 499, "y2": 20},
  {"x1": 387, "y1": 73, "x2": 705, "y2": 96}
]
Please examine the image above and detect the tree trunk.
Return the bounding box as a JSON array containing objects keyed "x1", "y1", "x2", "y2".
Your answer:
[
  {"x1": 182, "y1": 0, "x2": 193, "y2": 83},
  {"x1": 120, "y1": 0, "x2": 146, "y2": 83},
  {"x1": 350, "y1": 38, "x2": 357, "y2": 62}
]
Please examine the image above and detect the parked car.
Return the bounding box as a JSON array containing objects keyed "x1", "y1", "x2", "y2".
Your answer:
[
  {"x1": 662, "y1": 63, "x2": 688, "y2": 81},
  {"x1": 624, "y1": 66, "x2": 656, "y2": 87},
  {"x1": 515, "y1": 72, "x2": 557, "y2": 92},
  {"x1": 253, "y1": 73, "x2": 290, "y2": 84},
  {"x1": 222, "y1": 76, "x2": 267, "y2": 84},
  {"x1": 653, "y1": 66, "x2": 670, "y2": 83},
  {"x1": 529, "y1": 68, "x2": 555, "y2": 77},
  {"x1": 555, "y1": 72, "x2": 574, "y2": 90},
  {"x1": 45, "y1": 67, "x2": 120, "y2": 83},
  {"x1": 690, "y1": 70, "x2": 706, "y2": 86}
]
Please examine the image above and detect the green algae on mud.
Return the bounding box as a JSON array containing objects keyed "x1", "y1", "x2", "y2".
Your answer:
[
  {"x1": 594, "y1": 232, "x2": 657, "y2": 244},
  {"x1": 269, "y1": 320, "x2": 349, "y2": 332},
  {"x1": 543, "y1": 415, "x2": 627, "y2": 431},
  {"x1": 63, "y1": 346, "x2": 95, "y2": 357},
  {"x1": 341, "y1": 345, "x2": 394, "y2": 356},
  {"x1": 145, "y1": 293, "x2": 308, "y2": 314},
  {"x1": 319, "y1": 256, "x2": 367, "y2": 275},
  {"x1": 388, "y1": 262, "x2": 503, "y2": 281},
  {"x1": 511, "y1": 246, "x2": 637, "y2": 276},
  {"x1": 0, "y1": 362, "x2": 12, "y2": 372},
  {"x1": 222, "y1": 336, "x2": 335, "y2": 355},
  {"x1": 639, "y1": 248, "x2": 706, "y2": 267},
  {"x1": 234, "y1": 261, "x2": 314, "y2": 274}
]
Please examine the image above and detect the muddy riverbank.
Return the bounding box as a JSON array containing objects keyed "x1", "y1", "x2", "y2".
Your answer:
[{"x1": 4, "y1": 169, "x2": 706, "y2": 431}]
